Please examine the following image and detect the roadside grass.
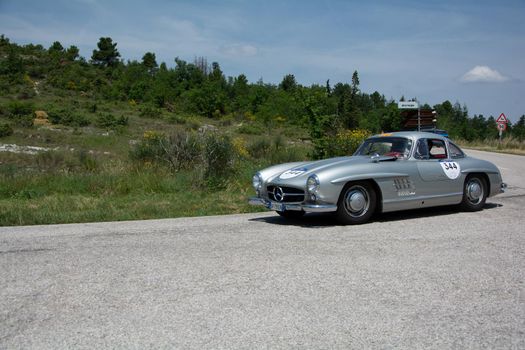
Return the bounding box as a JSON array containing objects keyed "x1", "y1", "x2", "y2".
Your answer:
[
  {"x1": 456, "y1": 137, "x2": 525, "y2": 155},
  {"x1": 0, "y1": 163, "x2": 267, "y2": 226}
]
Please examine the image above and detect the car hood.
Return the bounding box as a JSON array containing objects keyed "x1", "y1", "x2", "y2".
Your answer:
[{"x1": 263, "y1": 155, "x2": 389, "y2": 187}]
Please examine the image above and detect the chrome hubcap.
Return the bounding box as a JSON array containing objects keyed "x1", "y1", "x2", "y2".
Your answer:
[
  {"x1": 349, "y1": 192, "x2": 366, "y2": 211},
  {"x1": 466, "y1": 179, "x2": 483, "y2": 203},
  {"x1": 344, "y1": 186, "x2": 369, "y2": 217}
]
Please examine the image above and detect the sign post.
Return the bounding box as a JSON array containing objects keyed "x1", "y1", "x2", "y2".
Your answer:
[
  {"x1": 496, "y1": 113, "x2": 508, "y2": 143},
  {"x1": 398, "y1": 101, "x2": 420, "y2": 131}
]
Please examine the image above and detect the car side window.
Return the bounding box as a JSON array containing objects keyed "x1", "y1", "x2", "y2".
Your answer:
[
  {"x1": 428, "y1": 139, "x2": 447, "y2": 159},
  {"x1": 414, "y1": 139, "x2": 448, "y2": 160},
  {"x1": 448, "y1": 142, "x2": 465, "y2": 159}
]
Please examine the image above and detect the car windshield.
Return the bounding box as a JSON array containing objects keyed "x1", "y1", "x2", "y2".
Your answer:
[{"x1": 354, "y1": 137, "x2": 412, "y2": 159}]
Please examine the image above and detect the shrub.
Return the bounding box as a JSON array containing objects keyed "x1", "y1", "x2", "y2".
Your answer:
[
  {"x1": 96, "y1": 113, "x2": 128, "y2": 129},
  {"x1": 232, "y1": 137, "x2": 249, "y2": 159},
  {"x1": 130, "y1": 131, "x2": 165, "y2": 163},
  {"x1": 12, "y1": 115, "x2": 33, "y2": 127},
  {"x1": 130, "y1": 130, "x2": 239, "y2": 187},
  {"x1": 246, "y1": 135, "x2": 309, "y2": 163},
  {"x1": 4, "y1": 100, "x2": 33, "y2": 127},
  {"x1": 48, "y1": 109, "x2": 90, "y2": 127},
  {"x1": 6, "y1": 100, "x2": 33, "y2": 117},
  {"x1": 139, "y1": 104, "x2": 161, "y2": 118},
  {"x1": 237, "y1": 123, "x2": 264, "y2": 135},
  {"x1": 78, "y1": 150, "x2": 99, "y2": 172},
  {"x1": 130, "y1": 130, "x2": 201, "y2": 171},
  {"x1": 270, "y1": 144, "x2": 308, "y2": 164},
  {"x1": 328, "y1": 129, "x2": 371, "y2": 157},
  {"x1": 162, "y1": 131, "x2": 202, "y2": 170},
  {"x1": 247, "y1": 138, "x2": 272, "y2": 158},
  {"x1": 167, "y1": 114, "x2": 186, "y2": 124},
  {"x1": 203, "y1": 133, "x2": 236, "y2": 185},
  {"x1": 35, "y1": 151, "x2": 66, "y2": 172},
  {"x1": 0, "y1": 123, "x2": 14, "y2": 137}
]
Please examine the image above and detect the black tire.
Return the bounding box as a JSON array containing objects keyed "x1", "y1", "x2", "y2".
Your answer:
[
  {"x1": 460, "y1": 175, "x2": 487, "y2": 211},
  {"x1": 276, "y1": 210, "x2": 305, "y2": 219},
  {"x1": 336, "y1": 181, "x2": 377, "y2": 225}
]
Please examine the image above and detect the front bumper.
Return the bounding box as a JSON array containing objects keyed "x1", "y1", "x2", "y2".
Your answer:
[
  {"x1": 501, "y1": 182, "x2": 507, "y2": 193},
  {"x1": 249, "y1": 197, "x2": 337, "y2": 213}
]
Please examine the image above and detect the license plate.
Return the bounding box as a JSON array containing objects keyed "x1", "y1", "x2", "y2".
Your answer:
[{"x1": 268, "y1": 202, "x2": 285, "y2": 211}]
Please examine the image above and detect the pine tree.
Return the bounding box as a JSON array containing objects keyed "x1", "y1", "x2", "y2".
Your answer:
[{"x1": 91, "y1": 37, "x2": 121, "y2": 67}]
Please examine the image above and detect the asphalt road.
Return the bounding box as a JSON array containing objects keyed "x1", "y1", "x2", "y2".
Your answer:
[{"x1": 1, "y1": 150, "x2": 524, "y2": 349}]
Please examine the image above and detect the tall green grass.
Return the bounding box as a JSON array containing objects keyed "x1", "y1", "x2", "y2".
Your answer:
[
  {"x1": 0, "y1": 163, "x2": 266, "y2": 226},
  {"x1": 456, "y1": 136, "x2": 525, "y2": 155}
]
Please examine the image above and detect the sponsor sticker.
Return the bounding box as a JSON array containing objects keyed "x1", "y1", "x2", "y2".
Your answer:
[
  {"x1": 440, "y1": 161, "x2": 461, "y2": 179},
  {"x1": 279, "y1": 169, "x2": 306, "y2": 179}
]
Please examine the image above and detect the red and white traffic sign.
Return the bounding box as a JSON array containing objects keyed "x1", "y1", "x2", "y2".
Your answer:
[
  {"x1": 497, "y1": 123, "x2": 507, "y2": 131},
  {"x1": 496, "y1": 113, "x2": 508, "y2": 124}
]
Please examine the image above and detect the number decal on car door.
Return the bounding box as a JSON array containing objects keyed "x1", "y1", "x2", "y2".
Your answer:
[{"x1": 439, "y1": 161, "x2": 461, "y2": 179}]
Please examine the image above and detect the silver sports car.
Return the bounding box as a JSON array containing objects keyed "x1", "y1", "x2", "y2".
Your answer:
[{"x1": 249, "y1": 131, "x2": 507, "y2": 224}]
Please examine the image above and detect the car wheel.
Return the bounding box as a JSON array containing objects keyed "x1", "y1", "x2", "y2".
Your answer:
[
  {"x1": 336, "y1": 181, "x2": 376, "y2": 225},
  {"x1": 460, "y1": 175, "x2": 487, "y2": 211},
  {"x1": 276, "y1": 210, "x2": 305, "y2": 219}
]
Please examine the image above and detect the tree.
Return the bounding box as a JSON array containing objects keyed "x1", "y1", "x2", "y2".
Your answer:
[
  {"x1": 332, "y1": 82, "x2": 360, "y2": 128},
  {"x1": 232, "y1": 74, "x2": 250, "y2": 112},
  {"x1": 142, "y1": 52, "x2": 157, "y2": 72},
  {"x1": 194, "y1": 56, "x2": 209, "y2": 75},
  {"x1": 65, "y1": 45, "x2": 79, "y2": 61},
  {"x1": 0, "y1": 34, "x2": 10, "y2": 46},
  {"x1": 351, "y1": 70, "x2": 360, "y2": 95},
  {"x1": 370, "y1": 91, "x2": 385, "y2": 109},
  {"x1": 210, "y1": 62, "x2": 224, "y2": 83},
  {"x1": 513, "y1": 115, "x2": 525, "y2": 141},
  {"x1": 48, "y1": 41, "x2": 65, "y2": 62},
  {"x1": 279, "y1": 74, "x2": 297, "y2": 92},
  {"x1": 0, "y1": 47, "x2": 23, "y2": 76},
  {"x1": 91, "y1": 37, "x2": 121, "y2": 67},
  {"x1": 48, "y1": 41, "x2": 64, "y2": 53},
  {"x1": 326, "y1": 79, "x2": 331, "y2": 96}
]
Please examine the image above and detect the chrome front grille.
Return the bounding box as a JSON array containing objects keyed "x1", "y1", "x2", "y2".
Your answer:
[{"x1": 267, "y1": 185, "x2": 305, "y2": 203}]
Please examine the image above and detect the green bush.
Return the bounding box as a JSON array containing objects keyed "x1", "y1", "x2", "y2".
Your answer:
[
  {"x1": 3, "y1": 100, "x2": 33, "y2": 127},
  {"x1": 247, "y1": 138, "x2": 272, "y2": 158},
  {"x1": 78, "y1": 150, "x2": 99, "y2": 172},
  {"x1": 96, "y1": 113, "x2": 128, "y2": 129},
  {"x1": 165, "y1": 132, "x2": 202, "y2": 170},
  {"x1": 328, "y1": 129, "x2": 370, "y2": 157},
  {"x1": 167, "y1": 114, "x2": 186, "y2": 124},
  {"x1": 139, "y1": 104, "x2": 161, "y2": 118},
  {"x1": 237, "y1": 123, "x2": 264, "y2": 135},
  {"x1": 130, "y1": 131, "x2": 164, "y2": 163},
  {"x1": 246, "y1": 136, "x2": 309, "y2": 163},
  {"x1": 0, "y1": 123, "x2": 14, "y2": 137},
  {"x1": 203, "y1": 133, "x2": 236, "y2": 186},
  {"x1": 48, "y1": 109, "x2": 90, "y2": 127},
  {"x1": 6, "y1": 100, "x2": 33, "y2": 117},
  {"x1": 35, "y1": 151, "x2": 68, "y2": 172},
  {"x1": 130, "y1": 130, "x2": 238, "y2": 187}
]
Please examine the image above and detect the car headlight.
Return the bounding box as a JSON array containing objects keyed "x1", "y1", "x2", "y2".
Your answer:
[
  {"x1": 252, "y1": 173, "x2": 262, "y2": 191},
  {"x1": 306, "y1": 175, "x2": 320, "y2": 194}
]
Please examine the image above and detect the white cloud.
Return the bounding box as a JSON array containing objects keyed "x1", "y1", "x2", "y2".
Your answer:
[
  {"x1": 219, "y1": 44, "x2": 258, "y2": 57},
  {"x1": 460, "y1": 65, "x2": 509, "y2": 83}
]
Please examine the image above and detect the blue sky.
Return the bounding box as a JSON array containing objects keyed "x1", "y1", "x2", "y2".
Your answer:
[{"x1": 1, "y1": 0, "x2": 524, "y2": 122}]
